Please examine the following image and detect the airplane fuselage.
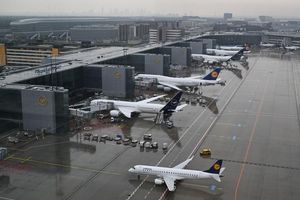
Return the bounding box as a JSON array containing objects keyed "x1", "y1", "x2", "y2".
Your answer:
[
  {"x1": 207, "y1": 49, "x2": 239, "y2": 56},
  {"x1": 91, "y1": 99, "x2": 163, "y2": 114},
  {"x1": 192, "y1": 54, "x2": 231, "y2": 63},
  {"x1": 130, "y1": 165, "x2": 212, "y2": 180},
  {"x1": 285, "y1": 46, "x2": 300, "y2": 50},
  {"x1": 136, "y1": 74, "x2": 221, "y2": 87},
  {"x1": 219, "y1": 46, "x2": 245, "y2": 51}
]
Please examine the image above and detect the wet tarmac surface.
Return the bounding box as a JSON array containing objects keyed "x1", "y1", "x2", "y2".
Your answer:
[{"x1": 1, "y1": 50, "x2": 300, "y2": 200}]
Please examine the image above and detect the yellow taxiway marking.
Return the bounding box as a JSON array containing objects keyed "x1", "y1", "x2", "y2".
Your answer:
[
  {"x1": 4, "y1": 153, "x2": 16, "y2": 161},
  {"x1": 20, "y1": 156, "x2": 31, "y2": 164},
  {"x1": 6, "y1": 156, "x2": 122, "y2": 176}
]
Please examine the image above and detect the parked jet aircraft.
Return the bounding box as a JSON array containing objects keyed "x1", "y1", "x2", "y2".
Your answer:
[
  {"x1": 260, "y1": 42, "x2": 276, "y2": 48},
  {"x1": 128, "y1": 157, "x2": 225, "y2": 191},
  {"x1": 206, "y1": 48, "x2": 245, "y2": 61},
  {"x1": 281, "y1": 44, "x2": 300, "y2": 51},
  {"x1": 90, "y1": 91, "x2": 187, "y2": 119},
  {"x1": 207, "y1": 48, "x2": 241, "y2": 56},
  {"x1": 135, "y1": 68, "x2": 224, "y2": 92},
  {"x1": 192, "y1": 53, "x2": 240, "y2": 64},
  {"x1": 219, "y1": 45, "x2": 245, "y2": 51}
]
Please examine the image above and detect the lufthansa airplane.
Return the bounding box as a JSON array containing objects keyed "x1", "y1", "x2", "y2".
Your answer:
[
  {"x1": 129, "y1": 157, "x2": 225, "y2": 191},
  {"x1": 90, "y1": 91, "x2": 187, "y2": 119},
  {"x1": 135, "y1": 68, "x2": 224, "y2": 91}
]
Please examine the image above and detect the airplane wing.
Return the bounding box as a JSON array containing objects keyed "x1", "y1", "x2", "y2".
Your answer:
[
  {"x1": 138, "y1": 94, "x2": 167, "y2": 103},
  {"x1": 163, "y1": 176, "x2": 176, "y2": 191},
  {"x1": 190, "y1": 75, "x2": 203, "y2": 79},
  {"x1": 173, "y1": 156, "x2": 194, "y2": 169},
  {"x1": 118, "y1": 107, "x2": 138, "y2": 118},
  {"x1": 158, "y1": 81, "x2": 182, "y2": 91}
]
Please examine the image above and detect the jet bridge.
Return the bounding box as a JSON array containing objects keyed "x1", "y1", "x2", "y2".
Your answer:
[{"x1": 69, "y1": 101, "x2": 114, "y2": 118}]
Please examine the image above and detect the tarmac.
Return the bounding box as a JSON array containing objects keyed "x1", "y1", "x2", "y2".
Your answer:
[{"x1": 1, "y1": 50, "x2": 300, "y2": 200}]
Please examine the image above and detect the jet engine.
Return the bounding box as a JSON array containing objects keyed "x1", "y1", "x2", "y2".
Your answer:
[
  {"x1": 157, "y1": 85, "x2": 164, "y2": 90},
  {"x1": 154, "y1": 178, "x2": 164, "y2": 185},
  {"x1": 163, "y1": 87, "x2": 172, "y2": 92},
  {"x1": 110, "y1": 110, "x2": 121, "y2": 117}
]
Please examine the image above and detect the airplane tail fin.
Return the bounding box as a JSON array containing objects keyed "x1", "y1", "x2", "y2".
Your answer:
[
  {"x1": 231, "y1": 49, "x2": 244, "y2": 60},
  {"x1": 203, "y1": 68, "x2": 222, "y2": 81},
  {"x1": 160, "y1": 91, "x2": 183, "y2": 113},
  {"x1": 204, "y1": 160, "x2": 223, "y2": 174}
]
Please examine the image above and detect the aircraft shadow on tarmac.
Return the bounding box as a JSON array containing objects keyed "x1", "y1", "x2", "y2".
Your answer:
[
  {"x1": 203, "y1": 96, "x2": 219, "y2": 115},
  {"x1": 226, "y1": 68, "x2": 243, "y2": 79},
  {"x1": 187, "y1": 94, "x2": 219, "y2": 115},
  {"x1": 241, "y1": 62, "x2": 249, "y2": 70},
  {"x1": 160, "y1": 126, "x2": 181, "y2": 147},
  {"x1": 127, "y1": 178, "x2": 224, "y2": 198}
]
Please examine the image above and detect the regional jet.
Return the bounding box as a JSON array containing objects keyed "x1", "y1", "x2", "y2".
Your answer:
[
  {"x1": 135, "y1": 68, "x2": 224, "y2": 92},
  {"x1": 128, "y1": 157, "x2": 225, "y2": 191}
]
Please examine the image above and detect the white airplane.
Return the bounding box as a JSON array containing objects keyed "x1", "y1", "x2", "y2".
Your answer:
[
  {"x1": 90, "y1": 91, "x2": 187, "y2": 119},
  {"x1": 192, "y1": 53, "x2": 233, "y2": 64},
  {"x1": 128, "y1": 157, "x2": 225, "y2": 191},
  {"x1": 260, "y1": 42, "x2": 276, "y2": 48},
  {"x1": 219, "y1": 45, "x2": 245, "y2": 51},
  {"x1": 281, "y1": 44, "x2": 300, "y2": 51},
  {"x1": 135, "y1": 68, "x2": 224, "y2": 91},
  {"x1": 207, "y1": 48, "x2": 242, "y2": 57},
  {"x1": 206, "y1": 48, "x2": 247, "y2": 60}
]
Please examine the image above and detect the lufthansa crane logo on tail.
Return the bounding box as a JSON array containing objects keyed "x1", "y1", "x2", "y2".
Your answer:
[
  {"x1": 211, "y1": 71, "x2": 219, "y2": 78},
  {"x1": 171, "y1": 100, "x2": 178, "y2": 106},
  {"x1": 213, "y1": 163, "x2": 221, "y2": 170}
]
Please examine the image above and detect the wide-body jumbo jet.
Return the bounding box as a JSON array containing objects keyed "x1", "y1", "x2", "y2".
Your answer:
[
  {"x1": 129, "y1": 157, "x2": 225, "y2": 191},
  {"x1": 192, "y1": 54, "x2": 232, "y2": 64},
  {"x1": 90, "y1": 91, "x2": 187, "y2": 119},
  {"x1": 135, "y1": 68, "x2": 224, "y2": 91}
]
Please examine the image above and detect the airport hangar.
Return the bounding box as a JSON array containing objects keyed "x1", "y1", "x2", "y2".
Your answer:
[{"x1": 0, "y1": 34, "x2": 262, "y2": 135}]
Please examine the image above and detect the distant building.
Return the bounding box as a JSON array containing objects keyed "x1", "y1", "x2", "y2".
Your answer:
[
  {"x1": 4, "y1": 44, "x2": 59, "y2": 66},
  {"x1": 259, "y1": 16, "x2": 274, "y2": 22},
  {"x1": 149, "y1": 28, "x2": 184, "y2": 43},
  {"x1": 0, "y1": 44, "x2": 6, "y2": 66},
  {"x1": 70, "y1": 25, "x2": 118, "y2": 43},
  {"x1": 224, "y1": 13, "x2": 233, "y2": 21},
  {"x1": 136, "y1": 24, "x2": 150, "y2": 40},
  {"x1": 119, "y1": 24, "x2": 150, "y2": 42},
  {"x1": 119, "y1": 24, "x2": 130, "y2": 41}
]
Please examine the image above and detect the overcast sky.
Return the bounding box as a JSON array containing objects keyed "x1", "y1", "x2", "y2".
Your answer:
[{"x1": 1, "y1": 0, "x2": 300, "y2": 18}]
